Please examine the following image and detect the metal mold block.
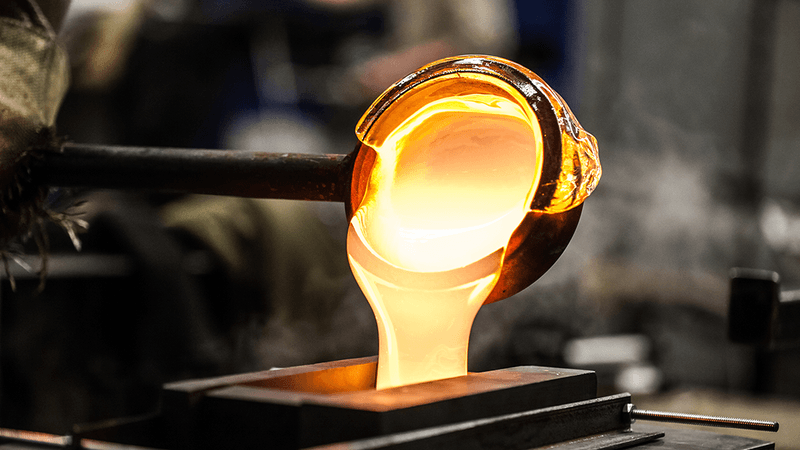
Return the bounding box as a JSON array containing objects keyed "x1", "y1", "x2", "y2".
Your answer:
[{"x1": 160, "y1": 356, "x2": 597, "y2": 449}]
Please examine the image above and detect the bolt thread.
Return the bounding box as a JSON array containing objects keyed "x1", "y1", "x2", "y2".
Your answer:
[{"x1": 631, "y1": 408, "x2": 779, "y2": 432}]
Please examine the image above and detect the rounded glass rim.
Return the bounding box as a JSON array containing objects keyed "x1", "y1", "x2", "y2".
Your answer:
[{"x1": 354, "y1": 55, "x2": 598, "y2": 212}]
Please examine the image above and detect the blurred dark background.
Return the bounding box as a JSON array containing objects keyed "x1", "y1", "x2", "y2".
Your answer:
[{"x1": 1, "y1": 0, "x2": 799, "y2": 446}]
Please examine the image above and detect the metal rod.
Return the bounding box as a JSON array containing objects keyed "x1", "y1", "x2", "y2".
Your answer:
[
  {"x1": 624, "y1": 404, "x2": 779, "y2": 432},
  {"x1": 34, "y1": 143, "x2": 352, "y2": 202}
]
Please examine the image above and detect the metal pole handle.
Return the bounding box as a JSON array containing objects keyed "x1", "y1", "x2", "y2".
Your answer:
[{"x1": 35, "y1": 142, "x2": 353, "y2": 202}]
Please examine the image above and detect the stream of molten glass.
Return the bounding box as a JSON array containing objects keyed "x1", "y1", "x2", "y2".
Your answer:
[{"x1": 347, "y1": 92, "x2": 543, "y2": 389}]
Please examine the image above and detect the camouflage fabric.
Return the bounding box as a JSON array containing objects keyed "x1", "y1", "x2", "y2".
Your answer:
[
  {"x1": 0, "y1": 3, "x2": 68, "y2": 179},
  {"x1": 0, "y1": 1, "x2": 70, "y2": 280}
]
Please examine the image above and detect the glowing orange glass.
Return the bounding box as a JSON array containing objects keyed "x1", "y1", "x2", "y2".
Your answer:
[{"x1": 347, "y1": 56, "x2": 600, "y2": 389}]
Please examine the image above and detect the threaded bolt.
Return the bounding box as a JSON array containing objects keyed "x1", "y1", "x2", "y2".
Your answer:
[{"x1": 623, "y1": 403, "x2": 779, "y2": 432}]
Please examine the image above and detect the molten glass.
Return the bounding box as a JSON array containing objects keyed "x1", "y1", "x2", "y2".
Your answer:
[{"x1": 347, "y1": 56, "x2": 600, "y2": 389}]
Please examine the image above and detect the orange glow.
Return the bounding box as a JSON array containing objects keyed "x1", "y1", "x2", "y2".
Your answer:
[
  {"x1": 348, "y1": 78, "x2": 542, "y2": 389},
  {"x1": 348, "y1": 56, "x2": 600, "y2": 390},
  {"x1": 356, "y1": 93, "x2": 542, "y2": 272}
]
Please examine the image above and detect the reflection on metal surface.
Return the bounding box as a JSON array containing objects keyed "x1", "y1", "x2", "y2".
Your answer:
[
  {"x1": 346, "y1": 56, "x2": 600, "y2": 389},
  {"x1": 0, "y1": 427, "x2": 70, "y2": 445}
]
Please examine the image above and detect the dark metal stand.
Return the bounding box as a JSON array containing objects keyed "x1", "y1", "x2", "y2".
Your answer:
[{"x1": 56, "y1": 357, "x2": 774, "y2": 450}]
